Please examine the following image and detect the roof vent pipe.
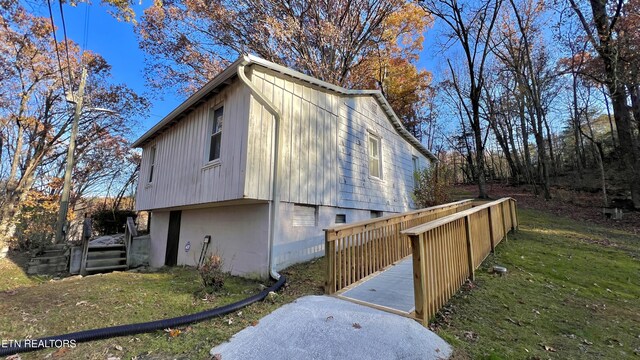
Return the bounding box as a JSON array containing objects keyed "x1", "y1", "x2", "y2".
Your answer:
[{"x1": 237, "y1": 56, "x2": 282, "y2": 281}]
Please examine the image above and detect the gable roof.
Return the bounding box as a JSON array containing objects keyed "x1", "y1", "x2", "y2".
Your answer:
[{"x1": 132, "y1": 54, "x2": 437, "y2": 161}]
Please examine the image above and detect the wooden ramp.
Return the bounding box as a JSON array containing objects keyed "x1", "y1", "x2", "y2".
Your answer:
[{"x1": 337, "y1": 256, "x2": 415, "y2": 317}]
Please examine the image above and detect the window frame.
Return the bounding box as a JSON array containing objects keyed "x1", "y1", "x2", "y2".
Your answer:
[
  {"x1": 206, "y1": 105, "x2": 224, "y2": 164},
  {"x1": 148, "y1": 145, "x2": 156, "y2": 184},
  {"x1": 367, "y1": 132, "x2": 383, "y2": 180}
]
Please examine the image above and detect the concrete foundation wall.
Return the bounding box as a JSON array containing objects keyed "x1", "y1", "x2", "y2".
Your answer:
[
  {"x1": 150, "y1": 202, "x2": 394, "y2": 277},
  {"x1": 274, "y1": 202, "x2": 382, "y2": 270},
  {"x1": 177, "y1": 204, "x2": 270, "y2": 278},
  {"x1": 149, "y1": 204, "x2": 270, "y2": 278}
]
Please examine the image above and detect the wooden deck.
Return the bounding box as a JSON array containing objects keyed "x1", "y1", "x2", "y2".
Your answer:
[{"x1": 337, "y1": 256, "x2": 415, "y2": 317}]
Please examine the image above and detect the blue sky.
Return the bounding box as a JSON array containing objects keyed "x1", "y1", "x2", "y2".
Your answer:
[{"x1": 33, "y1": 2, "x2": 447, "y2": 140}]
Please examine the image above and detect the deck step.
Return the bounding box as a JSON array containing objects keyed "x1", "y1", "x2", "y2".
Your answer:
[
  {"x1": 88, "y1": 244, "x2": 125, "y2": 250},
  {"x1": 87, "y1": 250, "x2": 126, "y2": 260},
  {"x1": 27, "y1": 263, "x2": 68, "y2": 274},
  {"x1": 86, "y1": 257, "x2": 127, "y2": 266},
  {"x1": 85, "y1": 264, "x2": 128, "y2": 272},
  {"x1": 28, "y1": 255, "x2": 68, "y2": 265}
]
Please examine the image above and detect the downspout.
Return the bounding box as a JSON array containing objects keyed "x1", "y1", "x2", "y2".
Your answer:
[{"x1": 237, "y1": 56, "x2": 281, "y2": 280}]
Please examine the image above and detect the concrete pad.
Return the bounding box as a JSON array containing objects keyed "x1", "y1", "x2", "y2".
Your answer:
[{"x1": 210, "y1": 295, "x2": 451, "y2": 360}]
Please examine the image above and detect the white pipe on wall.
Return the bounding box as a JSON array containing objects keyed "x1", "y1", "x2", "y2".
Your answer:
[{"x1": 237, "y1": 56, "x2": 282, "y2": 281}]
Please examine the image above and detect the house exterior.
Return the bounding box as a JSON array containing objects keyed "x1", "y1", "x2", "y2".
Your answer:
[{"x1": 132, "y1": 55, "x2": 436, "y2": 279}]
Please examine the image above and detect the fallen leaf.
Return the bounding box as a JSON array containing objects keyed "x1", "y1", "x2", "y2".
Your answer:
[
  {"x1": 6, "y1": 354, "x2": 22, "y2": 360},
  {"x1": 325, "y1": 316, "x2": 334, "y2": 322},
  {"x1": 542, "y1": 345, "x2": 556, "y2": 352},
  {"x1": 75, "y1": 301, "x2": 88, "y2": 306},
  {"x1": 251, "y1": 320, "x2": 259, "y2": 326},
  {"x1": 52, "y1": 347, "x2": 70, "y2": 358},
  {"x1": 352, "y1": 323, "x2": 361, "y2": 329},
  {"x1": 165, "y1": 328, "x2": 181, "y2": 338},
  {"x1": 212, "y1": 354, "x2": 222, "y2": 360},
  {"x1": 114, "y1": 344, "x2": 123, "y2": 351},
  {"x1": 583, "y1": 339, "x2": 593, "y2": 345}
]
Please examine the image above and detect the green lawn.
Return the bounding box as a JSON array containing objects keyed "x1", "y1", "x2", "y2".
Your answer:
[
  {"x1": 1, "y1": 207, "x2": 638, "y2": 359},
  {"x1": 0, "y1": 259, "x2": 325, "y2": 359},
  {"x1": 438, "y1": 208, "x2": 640, "y2": 359}
]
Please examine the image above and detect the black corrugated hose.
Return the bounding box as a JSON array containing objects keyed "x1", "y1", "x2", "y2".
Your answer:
[{"x1": 0, "y1": 275, "x2": 286, "y2": 356}]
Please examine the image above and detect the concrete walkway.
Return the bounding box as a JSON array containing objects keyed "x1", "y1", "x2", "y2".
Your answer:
[
  {"x1": 341, "y1": 256, "x2": 415, "y2": 314},
  {"x1": 210, "y1": 295, "x2": 451, "y2": 360}
]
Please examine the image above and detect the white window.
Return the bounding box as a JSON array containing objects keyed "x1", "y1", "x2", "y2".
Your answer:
[
  {"x1": 208, "y1": 106, "x2": 223, "y2": 162},
  {"x1": 148, "y1": 146, "x2": 156, "y2": 183},
  {"x1": 368, "y1": 134, "x2": 382, "y2": 179},
  {"x1": 293, "y1": 204, "x2": 317, "y2": 227}
]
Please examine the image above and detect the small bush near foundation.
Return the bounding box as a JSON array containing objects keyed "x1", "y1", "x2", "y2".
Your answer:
[
  {"x1": 198, "y1": 254, "x2": 226, "y2": 292},
  {"x1": 413, "y1": 166, "x2": 453, "y2": 207}
]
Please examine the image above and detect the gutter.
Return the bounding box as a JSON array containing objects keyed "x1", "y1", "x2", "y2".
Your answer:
[
  {"x1": 132, "y1": 54, "x2": 437, "y2": 162},
  {"x1": 237, "y1": 55, "x2": 282, "y2": 280}
]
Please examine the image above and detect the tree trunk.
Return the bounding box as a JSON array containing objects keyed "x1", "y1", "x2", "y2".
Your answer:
[
  {"x1": 601, "y1": 85, "x2": 617, "y2": 147},
  {"x1": 609, "y1": 84, "x2": 640, "y2": 208},
  {"x1": 472, "y1": 106, "x2": 488, "y2": 199}
]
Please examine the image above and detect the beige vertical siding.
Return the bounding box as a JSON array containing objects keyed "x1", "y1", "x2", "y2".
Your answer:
[
  {"x1": 245, "y1": 66, "x2": 429, "y2": 212},
  {"x1": 136, "y1": 81, "x2": 251, "y2": 211},
  {"x1": 136, "y1": 65, "x2": 429, "y2": 213}
]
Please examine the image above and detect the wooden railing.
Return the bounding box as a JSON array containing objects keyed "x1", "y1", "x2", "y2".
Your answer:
[
  {"x1": 124, "y1": 216, "x2": 137, "y2": 268},
  {"x1": 324, "y1": 200, "x2": 474, "y2": 294},
  {"x1": 401, "y1": 198, "x2": 518, "y2": 325}
]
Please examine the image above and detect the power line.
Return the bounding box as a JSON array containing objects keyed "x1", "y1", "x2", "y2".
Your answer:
[
  {"x1": 46, "y1": 0, "x2": 67, "y2": 96},
  {"x1": 82, "y1": 4, "x2": 90, "y2": 54},
  {"x1": 57, "y1": 0, "x2": 76, "y2": 89}
]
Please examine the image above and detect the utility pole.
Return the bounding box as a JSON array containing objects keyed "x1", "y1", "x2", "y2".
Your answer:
[{"x1": 55, "y1": 68, "x2": 87, "y2": 244}]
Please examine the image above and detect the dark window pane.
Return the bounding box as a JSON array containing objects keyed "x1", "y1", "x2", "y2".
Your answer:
[
  {"x1": 208, "y1": 107, "x2": 223, "y2": 162},
  {"x1": 209, "y1": 133, "x2": 221, "y2": 161},
  {"x1": 213, "y1": 107, "x2": 223, "y2": 134}
]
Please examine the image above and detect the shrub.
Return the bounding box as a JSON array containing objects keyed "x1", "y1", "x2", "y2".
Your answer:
[
  {"x1": 198, "y1": 254, "x2": 226, "y2": 292},
  {"x1": 92, "y1": 209, "x2": 137, "y2": 235},
  {"x1": 413, "y1": 165, "x2": 453, "y2": 208},
  {"x1": 13, "y1": 190, "x2": 60, "y2": 251}
]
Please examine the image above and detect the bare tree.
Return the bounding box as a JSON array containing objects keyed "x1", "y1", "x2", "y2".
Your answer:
[{"x1": 419, "y1": 0, "x2": 503, "y2": 198}]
